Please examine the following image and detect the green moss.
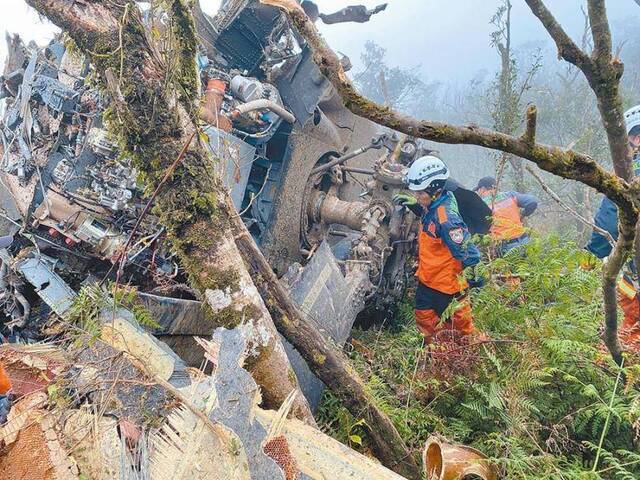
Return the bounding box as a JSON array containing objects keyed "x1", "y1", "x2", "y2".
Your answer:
[
  {"x1": 206, "y1": 303, "x2": 262, "y2": 330},
  {"x1": 63, "y1": 1, "x2": 249, "y2": 308},
  {"x1": 312, "y1": 350, "x2": 327, "y2": 365}
]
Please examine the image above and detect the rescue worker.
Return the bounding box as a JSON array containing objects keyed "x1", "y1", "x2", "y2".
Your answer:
[
  {"x1": 0, "y1": 362, "x2": 11, "y2": 424},
  {"x1": 474, "y1": 177, "x2": 538, "y2": 256},
  {"x1": 586, "y1": 104, "x2": 640, "y2": 345},
  {"x1": 393, "y1": 156, "x2": 482, "y2": 342}
]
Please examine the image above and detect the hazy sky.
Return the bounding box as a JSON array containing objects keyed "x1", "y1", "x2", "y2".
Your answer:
[{"x1": 1, "y1": 0, "x2": 635, "y2": 83}]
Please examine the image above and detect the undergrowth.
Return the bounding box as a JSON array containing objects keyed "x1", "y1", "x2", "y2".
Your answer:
[
  {"x1": 67, "y1": 283, "x2": 160, "y2": 337},
  {"x1": 317, "y1": 235, "x2": 640, "y2": 479}
]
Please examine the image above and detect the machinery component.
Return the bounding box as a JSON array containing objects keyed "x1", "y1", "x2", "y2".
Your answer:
[
  {"x1": 423, "y1": 436, "x2": 497, "y2": 480},
  {"x1": 73, "y1": 216, "x2": 126, "y2": 260},
  {"x1": 0, "y1": 250, "x2": 31, "y2": 332},
  {"x1": 30, "y1": 75, "x2": 79, "y2": 113},
  {"x1": 50, "y1": 158, "x2": 74, "y2": 186},
  {"x1": 86, "y1": 159, "x2": 137, "y2": 211},
  {"x1": 232, "y1": 98, "x2": 295, "y2": 124},
  {"x1": 230, "y1": 74, "x2": 278, "y2": 103},
  {"x1": 311, "y1": 134, "x2": 387, "y2": 175},
  {"x1": 307, "y1": 190, "x2": 368, "y2": 232},
  {"x1": 86, "y1": 127, "x2": 117, "y2": 157},
  {"x1": 200, "y1": 78, "x2": 233, "y2": 131},
  {"x1": 319, "y1": 3, "x2": 388, "y2": 25}
]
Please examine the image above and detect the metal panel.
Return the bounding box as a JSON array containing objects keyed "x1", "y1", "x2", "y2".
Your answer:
[
  {"x1": 281, "y1": 241, "x2": 354, "y2": 410},
  {"x1": 205, "y1": 126, "x2": 256, "y2": 210},
  {"x1": 15, "y1": 254, "x2": 77, "y2": 316}
]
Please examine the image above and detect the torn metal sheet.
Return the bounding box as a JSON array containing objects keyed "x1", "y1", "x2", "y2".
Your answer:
[
  {"x1": 281, "y1": 241, "x2": 372, "y2": 410},
  {"x1": 137, "y1": 292, "x2": 208, "y2": 335},
  {"x1": 208, "y1": 326, "x2": 287, "y2": 480},
  {"x1": 205, "y1": 126, "x2": 256, "y2": 210},
  {"x1": 14, "y1": 253, "x2": 76, "y2": 316}
]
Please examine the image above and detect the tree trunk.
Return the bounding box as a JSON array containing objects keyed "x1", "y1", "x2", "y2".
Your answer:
[
  {"x1": 26, "y1": 0, "x2": 314, "y2": 422},
  {"x1": 232, "y1": 208, "x2": 422, "y2": 479}
]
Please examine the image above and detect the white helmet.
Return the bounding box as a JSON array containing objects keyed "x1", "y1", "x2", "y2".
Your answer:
[
  {"x1": 405, "y1": 155, "x2": 450, "y2": 192},
  {"x1": 624, "y1": 104, "x2": 640, "y2": 135}
]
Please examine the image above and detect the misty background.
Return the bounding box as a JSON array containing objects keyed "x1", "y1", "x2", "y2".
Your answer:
[{"x1": 3, "y1": 0, "x2": 639, "y2": 238}]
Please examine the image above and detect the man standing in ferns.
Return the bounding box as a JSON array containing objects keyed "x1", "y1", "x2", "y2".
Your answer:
[
  {"x1": 586, "y1": 104, "x2": 640, "y2": 345},
  {"x1": 474, "y1": 176, "x2": 538, "y2": 256},
  {"x1": 393, "y1": 156, "x2": 483, "y2": 343}
]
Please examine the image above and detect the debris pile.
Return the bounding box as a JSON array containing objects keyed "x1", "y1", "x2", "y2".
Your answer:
[{"x1": 0, "y1": 307, "x2": 410, "y2": 479}]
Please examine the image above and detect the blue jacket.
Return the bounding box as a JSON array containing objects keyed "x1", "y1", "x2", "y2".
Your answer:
[
  {"x1": 587, "y1": 151, "x2": 640, "y2": 258},
  {"x1": 421, "y1": 191, "x2": 481, "y2": 269},
  {"x1": 586, "y1": 196, "x2": 618, "y2": 259},
  {"x1": 507, "y1": 191, "x2": 538, "y2": 217}
]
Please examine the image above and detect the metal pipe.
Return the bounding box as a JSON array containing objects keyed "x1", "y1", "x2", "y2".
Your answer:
[
  {"x1": 341, "y1": 166, "x2": 375, "y2": 175},
  {"x1": 309, "y1": 191, "x2": 368, "y2": 231},
  {"x1": 232, "y1": 99, "x2": 296, "y2": 124},
  {"x1": 200, "y1": 78, "x2": 233, "y2": 132},
  {"x1": 311, "y1": 145, "x2": 373, "y2": 175}
]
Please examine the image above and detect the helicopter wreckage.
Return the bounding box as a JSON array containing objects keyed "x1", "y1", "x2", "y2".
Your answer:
[{"x1": 0, "y1": 0, "x2": 490, "y2": 410}]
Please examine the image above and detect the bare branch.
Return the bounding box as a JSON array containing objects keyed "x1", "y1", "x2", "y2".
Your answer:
[
  {"x1": 526, "y1": 0, "x2": 629, "y2": 181},
  {"x1": 587, "y1": 0, "x2": 612, "y2": 63},
  {"x1": 524, "y1": 0, "x2": 591, "y2": 70},
  {"x1": 525, "y1": 165, "x2": 614, "y2": 245},
  {"x1": 522, "y1": 105, "x2": 537, "y2": 145}
]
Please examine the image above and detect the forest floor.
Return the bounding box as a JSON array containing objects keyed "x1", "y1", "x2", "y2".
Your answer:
[{"x1": 318, "y1": 235, "x2": 640, "y2": 480}]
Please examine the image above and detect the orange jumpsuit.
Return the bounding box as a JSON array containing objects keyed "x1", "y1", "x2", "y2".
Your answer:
[
  {"x1": 617, "y1": 273, "x2": 640, "y2": 345},
  {"x1": 0, "y1": 362, "x2": 10, "y2": 396},
  {"x1": 477, "y1": 188, "x2": 538, "y2": 255},
  {"x1": 414, "y1": 192, "x2": 480, "y2": 341}
]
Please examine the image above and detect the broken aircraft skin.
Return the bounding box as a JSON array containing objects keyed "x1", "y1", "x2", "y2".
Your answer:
[{"x1": 0, "y1": 0, "x2": 490, "y2": 408}]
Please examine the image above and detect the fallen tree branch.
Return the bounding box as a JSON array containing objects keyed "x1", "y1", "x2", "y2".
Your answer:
[{"x1": 230, "y1": 202, "x2": 421, "y2": 479}]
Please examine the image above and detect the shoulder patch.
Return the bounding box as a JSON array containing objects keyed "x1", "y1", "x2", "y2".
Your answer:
[{"x1": 449, "y1": 227, "x2": 464, "y2": 244}]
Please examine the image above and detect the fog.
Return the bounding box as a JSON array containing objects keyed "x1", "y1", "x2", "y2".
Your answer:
[{"x1": 2, "y1": 1, "x2": 635, "y2": 83}]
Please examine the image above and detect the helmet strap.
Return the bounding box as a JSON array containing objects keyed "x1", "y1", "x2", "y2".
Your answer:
[{"x1": 428, "y1": 188, "x2": 443, "y2": 201}]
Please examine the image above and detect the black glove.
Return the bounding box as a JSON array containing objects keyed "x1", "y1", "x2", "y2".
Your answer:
[
  {"x1": 467, "y1": 276, "x2": 486, "y2": 289},
  {"x1": 465, "y1": 266, "x2": 486, "y2": 289}
]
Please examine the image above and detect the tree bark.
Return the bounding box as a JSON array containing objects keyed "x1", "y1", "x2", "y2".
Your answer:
[{"x1": 26, "y1": 0, "x2": 314, "y2": 422}]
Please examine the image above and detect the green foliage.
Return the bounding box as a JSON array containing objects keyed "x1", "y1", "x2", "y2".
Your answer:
[
  {"x1": 318, "y1": 236, "x2": 640, "y2": 478},
  {"x1": 67, "y1": 283, "x2": 161, "y2": 337}
]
